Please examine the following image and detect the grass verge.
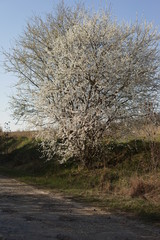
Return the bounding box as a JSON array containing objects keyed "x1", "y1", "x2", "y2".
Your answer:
[
  {"x1": 0, "y1": 134, "x2": 160, "y2": 225},
  {"x1": 0, "y1": 165, "x2": 160, "y2": 225}
]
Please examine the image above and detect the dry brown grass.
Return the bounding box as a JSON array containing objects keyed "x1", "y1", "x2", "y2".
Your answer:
[
  {"x1": 0, "y1": 130, "x2": 36, "y2": 138},
  {"x1": 129, "y1": 174, "x2": 160, "y2": 204},
  {"x1": 10, "y1": 131, "x2": 36, "y2": 138}
]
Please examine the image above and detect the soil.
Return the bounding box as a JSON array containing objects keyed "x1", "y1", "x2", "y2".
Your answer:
[{"x1": 0, "y1": 175, "x2": 159, "y2": 240}]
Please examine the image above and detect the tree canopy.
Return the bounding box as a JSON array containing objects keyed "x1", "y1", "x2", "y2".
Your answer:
[{"x1": 4, "y1": 2, "x2": 160, "y2": 166}]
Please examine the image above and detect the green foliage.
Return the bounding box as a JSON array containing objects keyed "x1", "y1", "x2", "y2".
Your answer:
[{"x1": 0, "y1": 134, "x2": 160, "y2": 223}]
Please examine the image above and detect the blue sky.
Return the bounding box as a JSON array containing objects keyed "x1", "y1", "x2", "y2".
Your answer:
[{"x1": 0, "y1": 0, "x2": 160, "y2": 131}]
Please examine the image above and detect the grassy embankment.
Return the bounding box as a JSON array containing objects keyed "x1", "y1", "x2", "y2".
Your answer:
[{"x1": 0, "y1": 131, "x2": 160, "y2": 224}]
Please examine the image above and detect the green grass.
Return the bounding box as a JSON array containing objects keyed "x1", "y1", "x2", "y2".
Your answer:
[
  {"x1": 1, "y1": 164, "x2": 160, "y2": 224},
  {"x1": 0, "y1": 134, "x2": 160, "y2": 224}
]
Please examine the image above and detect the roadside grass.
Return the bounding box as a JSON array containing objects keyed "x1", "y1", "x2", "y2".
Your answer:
[
  {"x1": 0, "y1": 134, "x2": 160, "y2": 224},
  {"x1": 1, "y1": 164, "x2": 160, "y2": 224}
]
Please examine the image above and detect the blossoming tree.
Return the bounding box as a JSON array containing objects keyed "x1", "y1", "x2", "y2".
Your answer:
[{"x1": 4, "y1": 3, "x2": 160, "y2": 166}]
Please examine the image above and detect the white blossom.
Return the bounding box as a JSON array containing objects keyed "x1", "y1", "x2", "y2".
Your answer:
[{"x1": 4, "y1": 3, "x2": 160, "y2": 166}]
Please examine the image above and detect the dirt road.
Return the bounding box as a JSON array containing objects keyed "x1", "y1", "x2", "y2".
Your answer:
[{"x1": 0, "y1": 176, "x2": 159, "y2": 240}]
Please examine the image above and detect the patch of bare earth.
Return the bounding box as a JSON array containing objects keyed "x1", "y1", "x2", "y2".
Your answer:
[{"x1": 0, "y1": 176, "x2": 159, "y2": 240}]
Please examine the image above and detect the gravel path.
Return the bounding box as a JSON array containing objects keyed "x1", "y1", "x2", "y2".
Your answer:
[{"x1": 0, "y1": 175, "x2": 159, "y2": 240}]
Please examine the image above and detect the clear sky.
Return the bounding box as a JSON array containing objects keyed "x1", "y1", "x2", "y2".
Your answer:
[{"x1": 0, "y1": 0, "x2": 160, "y2": 131}]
